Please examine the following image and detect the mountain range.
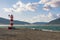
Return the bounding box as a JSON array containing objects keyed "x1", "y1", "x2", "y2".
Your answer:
[
  {"x1": 0, "y1": 17, "x2": 60, "y2": 24},
  {"x1": 0, "y1": 17, "x2": 30, "y2": 24},
  {"x1": 48, "y1": 18, "x2": 60, "y2": 24}
]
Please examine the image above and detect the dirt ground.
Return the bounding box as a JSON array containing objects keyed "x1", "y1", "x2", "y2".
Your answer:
[{"x1": 0, "y1": 28, "x2": 60, "y2": 40}]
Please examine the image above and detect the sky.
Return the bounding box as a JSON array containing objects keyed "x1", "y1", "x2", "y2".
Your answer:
[{"x1": 0, "y1": 0, "x2": 60, "y2": 23}]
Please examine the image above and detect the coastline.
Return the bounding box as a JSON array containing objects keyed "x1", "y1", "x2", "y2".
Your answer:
[
  {"x1": 30, "y1": 28, "x2": 60, "y2": 32},
  {"x1": 0, "y1": 24, "x2": 60, "y2": 32},
  {"x1": 0, "y1": 24, "x2": 60, "y2": 26}
]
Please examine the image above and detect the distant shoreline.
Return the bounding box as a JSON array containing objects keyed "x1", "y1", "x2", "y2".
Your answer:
[
  {"x1": 0, "y1": 24, "x2": 60, "y2": 32},
  {"x1": 0, "y1": 24, "x2": 60, "y2": 26}
]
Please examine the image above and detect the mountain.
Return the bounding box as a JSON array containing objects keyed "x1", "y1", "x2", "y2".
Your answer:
[
  {"x1": 0, "y1": 17, "x2": 30, "y2": 24},
  {"x1": 48, "y1": 18, "x2": 60, "y2": 24},
  {"x1": 33, "y1": 22, "x2": 48, "y2": 24}
]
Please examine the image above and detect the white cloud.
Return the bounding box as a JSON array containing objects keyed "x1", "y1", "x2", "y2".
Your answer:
[
  {"x1": 39, "y1": 0, "x2": 60, "y2": 11},
  {"x1": 57, "y1": 14, "x2": 60, "y2": 18},
  {"x1": 3, "y1": 8, "x2": 14, "y2": 12},
  {"x1": 43, "y1": 5, "x2": 51, "y2": 11},
  {"x1": 2, "y1": 0, "x2": 60, "y2": 23},
  {"x1": 3, "y1": 1, "x2": 38, "y2": 12},
  {"x1": 3, "y1": 0, "x2": 60, "y2": 12},
  {"x1": 28, "y1": 12, "x2": 60, "y2": 23},
  {"x1": 39, "y1": 0, "x2": 60, "y2": 7},
  {"x1": 12, "y1": 12, "x2": 60, "y2": 23},
  {"x1": 46, "y1": 0, "x2": 60, "y2": 7},
  {"x1": 39, "y1": 0, "x2": 50, "y2": 4},
  {"x1": 25, "y1": 3, "x2": 37, "y2": 11}
]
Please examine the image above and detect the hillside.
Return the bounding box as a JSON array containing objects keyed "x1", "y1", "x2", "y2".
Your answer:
[
  {"x1": 0, "y1": 17, "x2": 30, "y2": 24},
  {"x1": 48, "y1": 18, "x2": 60, "y2": 24}
]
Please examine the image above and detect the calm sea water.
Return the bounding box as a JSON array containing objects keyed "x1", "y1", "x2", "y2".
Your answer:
[{"x1": 0, "y1": 25, "x2": 60, "y2": 31}]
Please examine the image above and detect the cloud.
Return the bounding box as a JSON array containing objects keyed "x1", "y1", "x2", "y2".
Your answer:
[
  {"x1": 29, "y1": 12, "x2": 60, "y2": 22},
  {"x1": 2, "y1": 0, "x2": 60, "y2": 23},
  {"x1": 3, "y1": 8, "x2": 10, "y2": 12},
  {"x1": 39, "y1": 0, "x2": 60, "y2": 11},
  {"x1": 11, "y1": 12, "x2": 59, "y2": 23},
  {"x1": 45, "y1": 0, "x2": 60, "y2": 7},
  {"x1": 39, "y1": 0, "x2": 60, "y2": 7},
  {"x1": 26, "y1": 3, "x2": 38, "y2": 11},
  {"x1": 3, "y1": 0, "x2": 60, "y2": 12},
  {"x1": 3, "y1": 8, "x2": 14, "y2": 12},
  {"x1": 43, "y1": 5, "x2": 51, "y2": 11},
  {"x1": 3, "y1": 1, "x2": 38, "y2": 12},
  {"x1": 39, "y1": 0, "x2": 50, "y2": 4},
  {"x1": 57, "y1": 14, "x2": 60, "y2": 17}
]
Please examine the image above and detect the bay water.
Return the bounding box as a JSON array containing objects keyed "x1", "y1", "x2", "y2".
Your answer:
[{"x1": 0, "y1": 25, "x2": 60, "y2": 31}]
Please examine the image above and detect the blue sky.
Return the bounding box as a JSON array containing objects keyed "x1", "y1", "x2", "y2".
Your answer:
[{"x1": 0, "y1": 0, "x2": 60, "y2": 23}]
